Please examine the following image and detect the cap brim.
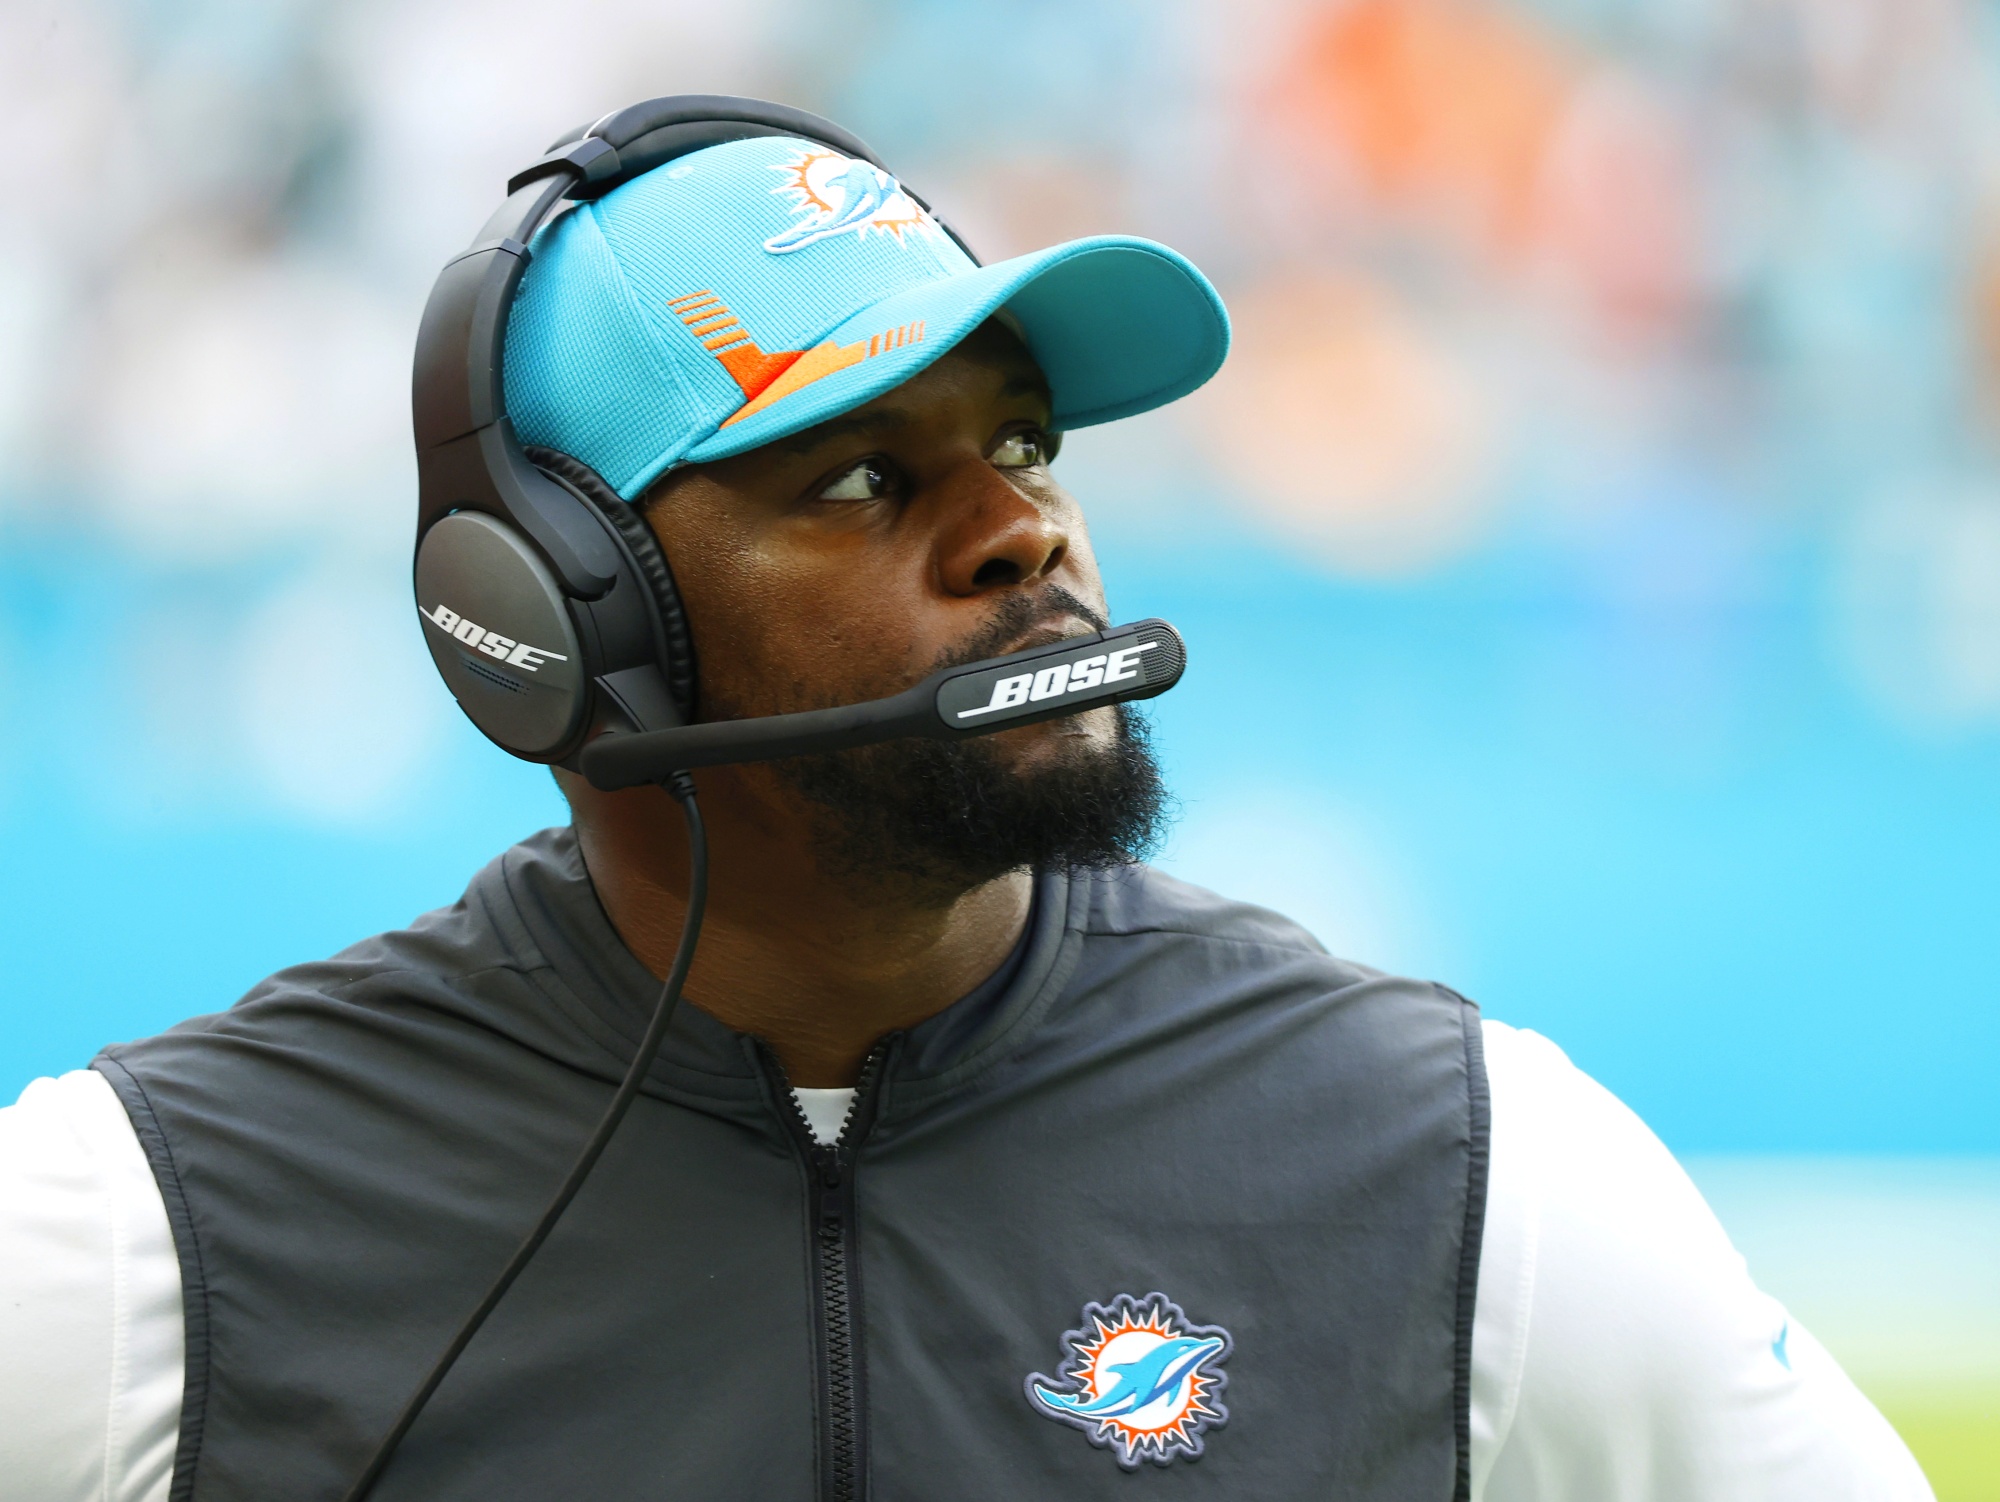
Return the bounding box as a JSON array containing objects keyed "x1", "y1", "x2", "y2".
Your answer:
[{"x1": 679, "y1": 235, "x2": 1230, "y2": 468}]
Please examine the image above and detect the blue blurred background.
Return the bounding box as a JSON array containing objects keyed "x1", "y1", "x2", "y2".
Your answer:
[{"x1": 1, "y1": 0, "x2": 1994, "y2": 1488}]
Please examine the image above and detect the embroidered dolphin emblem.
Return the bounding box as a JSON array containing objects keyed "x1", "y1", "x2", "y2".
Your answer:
[
  {"x1": 763, "y1": 159, "x2": 902, "y2": 254},
  {"x1": 1026, "y1": 1293, "x2": 1233, "y2": 1467},
  {"x1": 1031, "y1": 1335, "x2": 1226, "y2": 1420}
]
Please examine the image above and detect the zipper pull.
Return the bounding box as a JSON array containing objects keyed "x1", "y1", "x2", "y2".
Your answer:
[
  {"x1": 815, "y1": 1143, "x2": 844, "y2": 1193},
  {"x1": 813, "y1": 1134, "x2": 855, "y2": 1220}
]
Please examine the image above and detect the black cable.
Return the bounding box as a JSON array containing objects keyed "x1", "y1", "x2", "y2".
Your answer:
[{"x1": 341, "y1": 771, "x2": 708, "y2": 1502}]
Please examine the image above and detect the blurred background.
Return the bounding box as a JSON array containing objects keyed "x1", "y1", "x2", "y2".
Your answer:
[{"x1": 1, "y1": 0, "x2": 1995, "y2": 1490}]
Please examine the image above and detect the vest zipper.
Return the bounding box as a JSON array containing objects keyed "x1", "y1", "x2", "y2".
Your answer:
[{"x1": 767, "y1": 1040, "x2": 893, "y2": 1502}]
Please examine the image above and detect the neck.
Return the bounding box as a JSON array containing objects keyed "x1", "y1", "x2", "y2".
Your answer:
[{"x1": 559, "y1": 768, "x2": 1032, "y2": 1087}]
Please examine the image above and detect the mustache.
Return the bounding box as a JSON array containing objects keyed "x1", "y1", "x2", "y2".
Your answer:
[{"x1": 927, "y1": 586, "x2": 1109, "y2": 675}]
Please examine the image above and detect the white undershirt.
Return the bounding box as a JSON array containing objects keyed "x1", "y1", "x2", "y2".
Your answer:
[
  {"x1": 0, "y1": 1022, "x2": 1932, "y2": 1500},
  {"x1": 792, "y1": 1086, "x2": 858, "y2": 1148}
]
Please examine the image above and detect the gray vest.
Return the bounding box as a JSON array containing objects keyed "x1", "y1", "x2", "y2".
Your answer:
[{"x1": 97, "y1": 829, "x2": 1488, "y2": 1501}]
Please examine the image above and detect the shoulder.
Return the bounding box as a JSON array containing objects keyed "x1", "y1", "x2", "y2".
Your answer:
[
  {"x1": 1071, "y1": 863, "x2": 1401, "y2": 1000},
  {"x1": 0, "y1": 1071, "x2": 182, "y2": 1502},
  {"x1": 1079, "y1": 861, "x2": 1346, "y2": 953},
  {"x1": 101, "y1": 828, "x2": 575, "y2": 1062},
  {"x1": 1478, "y1": 1019, "x2": 1768, "y2": 1335},
  {"x1": 1475, "y1": 1016, "x2": 1779, "y2": 1433},
  {"x1": 1049, "y1": 864, "x2": 1480, "y2": 1127},
  {"x1": 1, "y1": 1066, "x2": 159, "y2": 1198},
  {"x1": 1471, "y1": 1021, "x2": 1933, "y2": 1501},
  {"x1": 1072, "y1": 860, "x2": 1471, "y2": 1027},
  {"x1": 1479, "y1": 1018, "x2": 1717, "y2": 1234}
]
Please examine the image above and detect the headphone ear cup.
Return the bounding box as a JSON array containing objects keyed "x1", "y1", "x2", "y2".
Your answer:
[
  {"x1": 525, "y1": 446, "x2": 696, "y2": 721},
  {"x1": 415, "y1": 510, "x2": 590, "y2": 758}
]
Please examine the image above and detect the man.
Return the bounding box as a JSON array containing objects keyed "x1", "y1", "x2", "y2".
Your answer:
[{"x1": 1, "y1": 108, "x2": 1932, "y2": 1501}]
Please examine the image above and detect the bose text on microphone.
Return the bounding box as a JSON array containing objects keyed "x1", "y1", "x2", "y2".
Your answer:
[{"x1": 576, "y1": 618, "x2": 1186, "y2": 789}]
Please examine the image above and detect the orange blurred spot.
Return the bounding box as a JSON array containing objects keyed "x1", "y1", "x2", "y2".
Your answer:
[
  {"x1": 1197, "y1": 269, "x2": 1499, "y2": 575},
  {"x1": 1279, "y1": 0, "x2": 1576, "y2": 251},
  {"x1": 1267, "y1": 0, "x2": 1698, "y2": 337}
]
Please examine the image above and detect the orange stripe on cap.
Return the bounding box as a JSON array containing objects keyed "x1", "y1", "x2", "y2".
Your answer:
[
  {"x1": 717, "y1": 314, "x2": 948, "y2": 428},
  {"x1": 720, "y1": 335, "x2": 871, "y2": 427},
  {"x1": 716, "y1": 343, "x2": 804, "y2": 398},
  {"x1": 675, "y1": 288, "x2": 950, "y2": 429}
]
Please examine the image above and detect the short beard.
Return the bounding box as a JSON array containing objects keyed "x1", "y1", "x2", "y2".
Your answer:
[
  {"x1": 753, "y1": 595, "x2": 1173, "y2": 906},
  {"x1": 781, "y1": 704, "x2": 1169, "y2": 904}
]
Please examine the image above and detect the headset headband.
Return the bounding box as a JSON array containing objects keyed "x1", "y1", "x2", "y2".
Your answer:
[{"x1": 412, "y1": 97, "x2": 969, "y2": 596}]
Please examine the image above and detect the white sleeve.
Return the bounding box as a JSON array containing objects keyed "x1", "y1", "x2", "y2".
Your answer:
[
  {"x1": 0, "y1": 1070, "x2": 185, "y2": 1502},
  {"x1": 1468, "y1": 1021, "x2": 1934, "y2": 1502}
]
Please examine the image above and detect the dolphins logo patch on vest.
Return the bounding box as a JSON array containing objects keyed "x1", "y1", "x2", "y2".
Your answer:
[
  {"x1": 1025, "y1": 1292, "x2": 1232, "y2": 1468},
  {"x1": 764, "y1": 148, "x2": 941, "y2": 254}
]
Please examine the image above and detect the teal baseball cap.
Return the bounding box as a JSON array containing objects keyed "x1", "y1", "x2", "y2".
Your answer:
[{"x1": 503, "y1": 134, "x2": 1230, "y2": 500}]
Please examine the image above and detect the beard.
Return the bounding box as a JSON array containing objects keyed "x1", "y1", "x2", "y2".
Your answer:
[{"x1": 744, "y1": 590, "x2": 1173, "y2": 906}]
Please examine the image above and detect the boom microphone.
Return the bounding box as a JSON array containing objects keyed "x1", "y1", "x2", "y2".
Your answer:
[{"x1": 580, "y1": 618, "x2": 1185, "y2": 789}]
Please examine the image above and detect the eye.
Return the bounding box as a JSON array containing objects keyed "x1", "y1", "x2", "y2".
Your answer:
[
  {"x1": 816, "y1": 457, "x2": 896, "y2": 502},
  {"x1": 990, "y1": 429, "x2": 1054, "y2": 469}
]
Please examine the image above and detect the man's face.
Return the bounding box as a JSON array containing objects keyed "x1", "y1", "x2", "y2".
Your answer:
[
  {"x1": 648, "y1": 319, "x2": 1103, "y2": 744},
  {"x1": 641, "y1": 318, "x2": 1166, "y2": 896}
]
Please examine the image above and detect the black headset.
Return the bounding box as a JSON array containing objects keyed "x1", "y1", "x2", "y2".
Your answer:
[{"x1": 412, "y1": 95, "x2": 979, "y2": 771}]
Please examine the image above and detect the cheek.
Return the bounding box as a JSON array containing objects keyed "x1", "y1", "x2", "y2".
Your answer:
[
  {"x1": 674, "y1": 528, "x2": 935, "y2": 713},
  {"x1": 655, "y1": 527, "x2": 782, "y2": 710}
]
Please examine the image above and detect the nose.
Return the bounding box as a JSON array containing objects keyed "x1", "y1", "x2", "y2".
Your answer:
[{"x1": 935, "y1": 460, "x2": 1069, "y2": 596}]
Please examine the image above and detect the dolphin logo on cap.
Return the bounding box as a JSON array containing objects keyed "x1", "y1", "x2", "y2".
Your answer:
[{"x1": 764, "y1": 148, "x2": 938, "y2": 254}]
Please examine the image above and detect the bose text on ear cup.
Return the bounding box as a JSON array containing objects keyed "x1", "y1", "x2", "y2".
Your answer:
[{"x1": 414, "y1": 512, "x2": 591, "y2": 757}]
